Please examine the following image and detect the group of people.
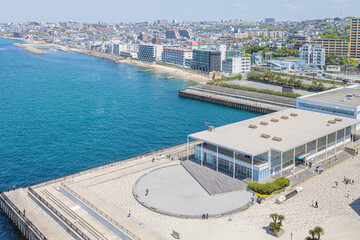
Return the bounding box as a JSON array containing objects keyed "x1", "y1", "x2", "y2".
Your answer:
[
  {"x1": 315, "y1": 162, "x2": 324, "y2": 174},
  {"x1": 201, "y1": 213, "x2": 209, "y2": 219},
  {"x1": 344, "y1": 176, "x2": 354, "y2": 185}
]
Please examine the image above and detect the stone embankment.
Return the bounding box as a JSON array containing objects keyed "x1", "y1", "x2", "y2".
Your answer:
[
  {"x1": 71, "y1": 48, "x2": 125, "y2": 62},
  {"x1": 13, "y1": 43, "x2": 46, "y2": 55},
  {"x1": 179, "y1": 84, "x2": 296, "y2": 114}
]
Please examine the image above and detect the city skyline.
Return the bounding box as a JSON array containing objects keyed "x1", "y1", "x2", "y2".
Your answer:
[{"x1": 0, "y1": 0, "x2": 359, "y2": 23}]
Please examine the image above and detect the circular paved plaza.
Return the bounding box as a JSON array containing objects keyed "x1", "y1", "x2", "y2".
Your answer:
[{"x1": 133, "y1": 164, "x2": 252, "y2": 218}]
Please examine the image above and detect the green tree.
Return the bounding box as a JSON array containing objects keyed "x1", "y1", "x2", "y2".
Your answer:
[
  {"x1": 305, "y1": 226, "x2": 324, "y2": 240},
  {"x1": 290, "y1": 38, "x2": 298, "y2": 44},
  {"x1": 269, "y1": 213, "x2": 285, "y2": 232},
  {"x1": 241, "y1": 53, "x2": 252, "y2": 58}
]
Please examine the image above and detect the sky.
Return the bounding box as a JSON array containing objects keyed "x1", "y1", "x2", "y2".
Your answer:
[{"x1": 0, "y1": 0, "x2": 358, "y2": 23}]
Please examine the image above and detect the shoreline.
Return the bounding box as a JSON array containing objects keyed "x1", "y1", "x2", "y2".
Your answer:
[{"x1": 0, "y1": 36, "x2": 211, "y2": 83}]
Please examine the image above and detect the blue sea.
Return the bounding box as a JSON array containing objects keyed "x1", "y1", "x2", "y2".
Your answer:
[{"x1": 0, "y1": 38, "x2": 260, "y2": 239}]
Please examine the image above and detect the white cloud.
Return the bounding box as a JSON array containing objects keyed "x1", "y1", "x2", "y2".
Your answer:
[
  {"x1": 235, "y1": 3, "x2": 249, "y2": 11},
  {"x1": 333, "y1": 0, "x2": 347, "y2": 3}
]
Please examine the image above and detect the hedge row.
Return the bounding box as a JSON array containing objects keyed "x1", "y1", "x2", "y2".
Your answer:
[
  {"x1": 248, "y1": 177, "x2": 290, "y2": 195},
  {"x1": 219, "y1": 83, "x2": 302, "y2": 98}
]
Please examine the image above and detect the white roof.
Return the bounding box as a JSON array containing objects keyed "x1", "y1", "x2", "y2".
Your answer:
[{"x1": 189, "y1": 108, "x2": 359, "y2": 156}]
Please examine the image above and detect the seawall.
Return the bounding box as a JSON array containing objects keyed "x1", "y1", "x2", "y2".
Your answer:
[{"x1": 179, "y1": 84, "x2": 296, "y2": 114}]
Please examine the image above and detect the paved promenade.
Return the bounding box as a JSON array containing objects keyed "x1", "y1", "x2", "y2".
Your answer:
[
  {"x1": 2, "y1": 141, "x2": 360, "y2": 240},
  {"x1": 131, "y1": 164, "x2": 252, "y2": 217},
  {"x1": 91, "y1": 154, "x2": 360, "y2": 240}
]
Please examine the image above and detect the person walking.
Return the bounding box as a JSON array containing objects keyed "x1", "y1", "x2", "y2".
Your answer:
[
  {"x1": 315, "y1": 201, "x2": 318, "y2": 208},
  {"x1": 206, "y1": 213, "x2": 209, "y2": 219},
  {"x1": 312, "y1": 200, "x2": 314, "y2": 207},
  {"x1": 335, "y1": 181, "x2": 338, "y2": 188},
  {"x1": 145, "y1": 188, "x2": 149, "y2": 196},
  {"x1": 128, "y1": 210, "x2": 131, "y2": 217},
  {"x1": 347, "y1": 191, "x2": 350, "y2": 198},
  {"x1": 202, "y1": 214, "x2": 205, "y2": 219}
]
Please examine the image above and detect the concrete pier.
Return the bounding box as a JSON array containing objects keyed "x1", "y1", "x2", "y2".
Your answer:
[
  {"x1": 0, "y1": 141, "x2": 197, "y2": 240},
  {"x1": 179, "y1": 84, "x2": 296, "y2": 114}
]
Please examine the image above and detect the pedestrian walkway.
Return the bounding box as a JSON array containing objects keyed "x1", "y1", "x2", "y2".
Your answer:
[
  {"x1": 131, "y1": 164, "x2": 252, "y2": 218},
  {"x1": 288, "y1": 150, "x2": 352, "y2": 187}
]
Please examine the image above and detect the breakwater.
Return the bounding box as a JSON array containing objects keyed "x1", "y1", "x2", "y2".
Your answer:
[
  {"x1": 13, "y1": 43, "x2": 46, "y2": 55},
  {"x1": 179, "y1": 84, "x2": 296, "y2": 114},
  {"x1": 71, "y1": 48, "x2": 125, "y2": 62}
]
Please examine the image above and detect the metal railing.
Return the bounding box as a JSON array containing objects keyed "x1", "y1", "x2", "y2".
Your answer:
[
  {"x1": 61, "y1": 183, "x2": 141, "y2": 240},
  {"x1": 0, "y1": 191, "x2": 48, "y2": 240},
  {"x1": 28, "y1": 187, "x2": 91, "y2": 240},
  {"x1": 0, "y1": 140, "x2": 194, "y2": 193}
]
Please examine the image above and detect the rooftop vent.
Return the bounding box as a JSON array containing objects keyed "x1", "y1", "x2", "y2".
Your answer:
[
  {"x1": 271, "y1": 118, "x2": 279, "y2": 122},
  {"x1": 208, "y1": 126, "x2": 216, "y2": 132},
  {"x1": 260, "y1": 121, "x2": 268, "y2": 126},
  {"x1": 290, "y1": 113, "x2": 298, "y2": 117},
  {"x1": 261, "y1": 133, "x2": 270, "y2": 139},
  {"x1": 281, "y1": 115, "x2": 289, "y2": 120},
  {"x1": 272, "y1": 136, "x2": 282, "y2": 142},
  {"x1": 249, "y1": 124, "x2": 257, "y2": 129},
  {"x1": 328, "y1": 120, "x2": 336, "y2": 124},
  {"x1": 334, "y1": 117, "x2": 343, "y2": 122}
]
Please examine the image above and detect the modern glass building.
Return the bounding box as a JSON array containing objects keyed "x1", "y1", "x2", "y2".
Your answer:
[
  {"x1": 191, "y1": 49, "x2": 221, "y2": 72},
  {"x1": 187, "y1": 108, "x2": 358, "y2": 182}
]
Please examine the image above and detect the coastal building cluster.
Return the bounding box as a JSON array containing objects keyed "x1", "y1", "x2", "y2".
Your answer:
[{"x1": 1, "y1": 17, "x2": 360, "y2": 78}]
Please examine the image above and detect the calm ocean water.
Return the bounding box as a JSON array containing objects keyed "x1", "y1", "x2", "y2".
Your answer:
[{"x1": 0, "y1": 38, "x2": 260, "y2": 239}]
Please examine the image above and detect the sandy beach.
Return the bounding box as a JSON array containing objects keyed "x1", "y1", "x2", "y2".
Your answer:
[{"x1": 1, "y1": 36, "x2": 211, "y2": 83}]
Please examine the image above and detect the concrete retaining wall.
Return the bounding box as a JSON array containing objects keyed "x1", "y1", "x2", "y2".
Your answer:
[
  {"x1": 59, "y1": 186, "x2": 131, "y2": 240},
  {"x1": 0, "y1": 194, "x2": 43, "y2": 240}
]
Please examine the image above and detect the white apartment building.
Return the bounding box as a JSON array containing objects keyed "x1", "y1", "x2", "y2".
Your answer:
[
  {"x1": 138, "y1": 44, "x2": 163, "y2": 61},
  {"x1": 299, "y1": 45, "x2": 326, "y2": 69},
  {"x1": 162, "y1": 48, "x2": 193, "y2": 66},
  {"x1": 113, "y1": 44, "x2": 128, "y2": 55},
  {"x1": 222, "y1": 57, "x2": 251, "y2": 74}
]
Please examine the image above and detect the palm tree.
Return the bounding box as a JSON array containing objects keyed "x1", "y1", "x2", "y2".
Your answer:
[
  {"x1": 270, "y1": 213, "x2": 278, "y2": 223},
  {"x1": 309, "y1": 229, "x2": 316, "y2": 239},
  {"x1": 277, "y1": 215, "x2": 285, "y2": 232},
  {"x1": 305, "y1": 226, "x2": 324, "y2": 240},
  {"x1": 313, "y1": 226, "x2": 324, "y2": 240}
]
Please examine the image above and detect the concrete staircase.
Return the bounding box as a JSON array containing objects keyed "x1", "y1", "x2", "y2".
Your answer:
[{"x1": 181, "y1": 160, "x2": 248, "y2": 195}]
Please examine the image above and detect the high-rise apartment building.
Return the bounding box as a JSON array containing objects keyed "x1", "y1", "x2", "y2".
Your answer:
[
  {"x1": 311, "y1": 18, "x2": 360, "y2": 58},
  {"x1": 191, "y1": 49, "x2": 221, "y2": 72},
  {"x1": 349, "y1": 18, "x2": 360, "y2": 58},
  {"x1": 311, "y1": 38, "x2": 349, "y2": 56}
]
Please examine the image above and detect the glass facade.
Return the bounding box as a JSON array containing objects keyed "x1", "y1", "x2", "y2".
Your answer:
[{"x1": 298, "y1": 102, "x2": 355, "y2": 117}]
